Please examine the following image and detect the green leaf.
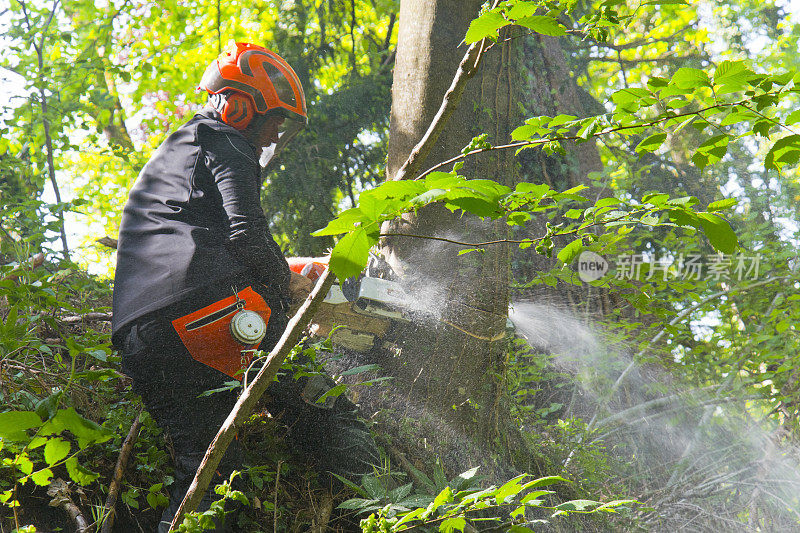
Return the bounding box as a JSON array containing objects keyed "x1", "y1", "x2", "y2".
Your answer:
[
  {"x1": 671, "y1": 67, "x2": 711, "y2": 89},
  {"x1": 713, "y1": 60, "x2": 753, "y2": 92},
  {"x1": 14, "y1": 453, "x2": 34, "y2": 475},
  {"x1": 338, "y1": 497, "x2": 380, "y2": 510},
  {"x1": 596, "y1": 499, "x2": 639, "y2": 512},
  {"x1": 394, "y1": 507, "x2": 426, "y2": 528},
  {"x1": 465, "y1": 12, "x2": 508, "y2": 43},
  {"x1": 691, "y1": 134, "x2": 729, "y2": 169},
  {"x1": 507, "y1": 2, "x2": 538, "y2": 19},
  {"x1": 362, "y1": 475, "x2": 385, "y2": 499},
  {"x1": 411, "y1": 188, "x2": 448, "y2": 206},
  {"x1": 65, "y1": 457, "x2": 100, "y2": 485},
  {"x1": 647, "y1": 76, "x2": 670, "y2": 89},
  {"x1": 429, "y1": 486, "x2": 454, "y2": 515},
  {"x1": 520, "y1": 490, "x2": 554, "y2": 504},
  {"x1": 720, "y1": 108, "x2": 758, "y2": 126},
  {"x1": 35, "y1": 391, "x2": 63, "y2": 422},
  {"x1": 765, "y1": 134, "x2": 800, "y2": 170},
  {"x1": 516, "y1": 16, "x2": 566, "y2": 37},
  {"x1": 329, "y1": 227, "x2": 373, "y2": 280},
  {"x1": 612, "y1": 88, "x2": 653, "y2": 106},
  {"x1": 440, "y1": 517, "x2": 466, "y2": 533},
  {"x1": 557, "y1": 238, "x2": 583, "y2": 264},
  {"x1": 312, "y1": 208, "x2": 367, "y2": 236},
  {"x1": 314, "y1": 383, "x2": 347, "y2": 404},
  {"x1": 52, "y1": 408, "x2": 112, "y2": 449},
  {"x1": 555, "y1": 499, "x2": 602, "y2": 511},
  {"x1": 30, "y1": 468, "x2": 54, "y2": 486},
  {"x1": 635, "y1": 133, "x2": 667, "y2": 154},
  {"x1": 147, "y1": 490, "x2": 168, "y2": 510},
  {"x1": 495, "y1": 474, "x2": 527, "y2": 504},
  {"x1": 786, "y1": 110, "x2": 800, "y2": 126},
  {"x1": 707, "y1": 198, "x2": 738, "y2": 212},
  {"x1": 527, "y1": 475, "x2": 569, "y2": 488},
  {"x1": 549, "y1": 114, "x2": 577, "y2": 127},
  {"x1": 697, "y1": 212, "x2": 737, "y2": 253},
  {"x1": 0, "y1": 411, "x2": 42, "y2": 442},
  {"x1": 44, "y1": 438, "x2": 71, "y2": 466},
  {"x1": 390, "y1": 482, "x2": 414, "y2": 502}
]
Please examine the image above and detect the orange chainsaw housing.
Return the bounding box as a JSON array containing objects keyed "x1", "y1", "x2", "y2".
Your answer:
[
  {"x1": 171, "y1": 286, "x2": 271, "y2": 380},
  {"x1": 287, "y1": 257, "x2": 327, "y2": 283}
]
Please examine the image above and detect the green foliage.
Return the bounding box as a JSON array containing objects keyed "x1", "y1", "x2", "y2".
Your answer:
[
  {"x1": 177, "y1": 472, "x2": 248, "y2": 533},
  {"x1": 1, "y1": 0, "x2": 799, "y2": 529},
  {"x1": 354, "y1": 469, "x2": 637, "y2": 532},
  {"x1": 316, "y1": 171, "x2": 737, "y2": 279}
]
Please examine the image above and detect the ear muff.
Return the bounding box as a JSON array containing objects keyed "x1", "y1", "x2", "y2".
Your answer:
[{"x1": 220, "y1": 92, "x2": 255, "y2": 130}]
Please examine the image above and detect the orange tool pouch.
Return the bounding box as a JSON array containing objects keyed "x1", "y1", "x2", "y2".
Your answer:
[{"x1": 171, "y1": 286, "x2": 271, "y2": 380}]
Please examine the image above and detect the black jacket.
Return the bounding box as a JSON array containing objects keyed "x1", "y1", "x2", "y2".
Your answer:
[{"x1": 112, "y1": 112, "x2": 291, "y2": 342}]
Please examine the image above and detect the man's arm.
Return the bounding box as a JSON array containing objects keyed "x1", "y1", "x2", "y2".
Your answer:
[{"x1": 201, "y1": 127, "x2": 291, "y2": 302}]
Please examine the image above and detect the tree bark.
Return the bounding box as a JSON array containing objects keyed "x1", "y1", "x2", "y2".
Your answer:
[
  {"x1": 343, "y1": 0, "x2": 608, "y2": 480},
  {"x1": 365, "y1": 0, "x2": 518, "y2": 475}
]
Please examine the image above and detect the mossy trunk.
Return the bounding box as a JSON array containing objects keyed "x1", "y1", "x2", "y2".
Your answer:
[{"x1": 341, "y1": 0, "x2": 606, "y2": 479}]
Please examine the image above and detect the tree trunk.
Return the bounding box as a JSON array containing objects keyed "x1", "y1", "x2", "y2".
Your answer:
[
  {"x1": 368, "y1": 0, "x2": 517, "y2": 474},
  {"x1": 339, "y1": 0, "x2": 607, "y2": 479}
]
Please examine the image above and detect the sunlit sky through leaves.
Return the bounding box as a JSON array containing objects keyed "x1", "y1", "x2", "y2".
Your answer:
[{"x1": 1, "y1": 1, "x2": 800, "y2": 275}]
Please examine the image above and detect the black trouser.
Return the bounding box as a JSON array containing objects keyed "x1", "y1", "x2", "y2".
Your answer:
[{"x1": 120, "y1": 308, "x2": 380, "y2": 532}]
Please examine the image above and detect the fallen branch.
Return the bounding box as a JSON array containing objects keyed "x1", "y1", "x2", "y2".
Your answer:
[
  {"x1": 59, "y1": 312, "x2": 113, "y2": 324},
  {"x1": 1, "y1": 252, "x2": 46, "y2": 282},
  {"x1": 100, "y1": 411, "x2": 143, "y2": 533},
  {"x1": 47, "y1": 478, "x2": 89, "y2": 533},
  {"x1": 169, "y1": 269, "x2": 336, "y2": 530}
]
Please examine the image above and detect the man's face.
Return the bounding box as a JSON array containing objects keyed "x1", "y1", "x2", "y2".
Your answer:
[{"x1": 250, "y1": 115, "x2": 285, "y2": 149}]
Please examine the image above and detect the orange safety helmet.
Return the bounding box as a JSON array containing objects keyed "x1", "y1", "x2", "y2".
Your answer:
[{"x1": 199, "y1": 42, "x2": 307, "y2": 157}]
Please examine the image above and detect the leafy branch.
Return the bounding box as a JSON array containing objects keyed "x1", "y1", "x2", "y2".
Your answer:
[{"x1": 356, "y1": 471, "x2": 637, "y2": 533}]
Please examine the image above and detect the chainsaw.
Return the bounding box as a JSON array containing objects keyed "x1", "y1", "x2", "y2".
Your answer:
[{"x1": 287, "y1": 257, "x2": 412, "y2": 352}]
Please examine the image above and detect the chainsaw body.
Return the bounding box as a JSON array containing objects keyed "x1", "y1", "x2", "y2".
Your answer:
[{"x1": 288, "y1": 257, "x2": 410, "y2": 351}]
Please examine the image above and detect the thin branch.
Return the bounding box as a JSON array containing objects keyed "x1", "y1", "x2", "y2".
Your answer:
[
  {"x1": 47, "y1": 478, "x2": 89, "y2": 533},
  {"x1": 169, "y1": 270, "x2": 336, "y2": 530},
  {"x1": 100, "y1": 412, "x2": 143, "y2": 533},
  {"x1": 18, "y1": 0, "x2": 70, "y2": 260},
  {"x1": 378, "y1": 212, "x2": 633, "y2": 248},
  {"x1": 383, "y1": 12, "x2": 396, "y2": 51},
  {"x1": 415, "y1": 101, "x2": 739, "y2": 180},
  {"x1": 216, "y1": 0, "x2": 221, "y2": 55}
]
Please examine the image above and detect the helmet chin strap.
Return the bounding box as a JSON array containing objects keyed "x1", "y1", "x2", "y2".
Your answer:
[
  {"x1": 208, "y1": 92, "x2": 227, "y2": 114},
  {"x1": 259, "y1": 144, "x2": 276, "y2": 169}
]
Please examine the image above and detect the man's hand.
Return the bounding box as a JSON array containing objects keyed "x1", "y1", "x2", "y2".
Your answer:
[{"x1": 288, "y1": 271, "x2": 314, "y2": 314}]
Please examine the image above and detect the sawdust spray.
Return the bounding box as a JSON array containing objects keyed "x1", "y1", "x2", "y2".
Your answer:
[{"x1": 510, "y1": 301, "x2": 800, "y2": 531}]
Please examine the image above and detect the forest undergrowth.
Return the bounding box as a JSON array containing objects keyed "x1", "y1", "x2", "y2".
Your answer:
[{"x1": 0, "y1": 255, "x2": 638, "y2": 532}]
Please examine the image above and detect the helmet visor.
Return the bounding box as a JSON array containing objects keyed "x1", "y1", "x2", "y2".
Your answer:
[{"x1": 260, "y1": 114, "x2": 305, "y2": 169}]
